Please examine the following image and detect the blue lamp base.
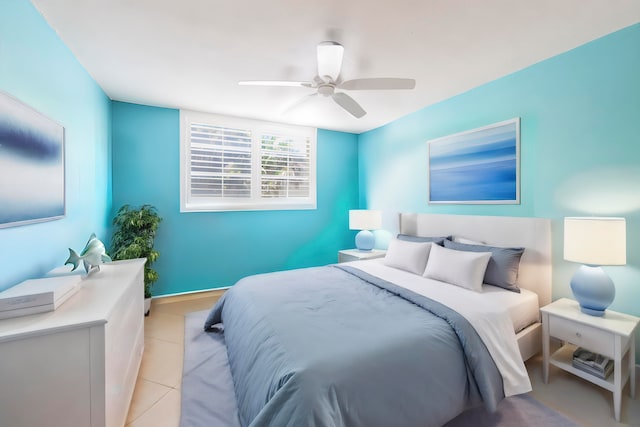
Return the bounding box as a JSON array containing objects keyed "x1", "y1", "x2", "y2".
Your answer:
[
  {"x1": 570, "y1": 265, "x2": 615, "y2": 317},
  {"x1": 355, "y1": 230, "x2": 375, "y2": 251}
]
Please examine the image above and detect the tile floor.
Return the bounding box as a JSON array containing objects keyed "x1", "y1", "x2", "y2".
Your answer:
[
  {"x1": 126, "y1": 292, "x2": 640, "y2": 427},
  {"x1": 125, "y1": 291, "x2": 224, "y2": 427}
]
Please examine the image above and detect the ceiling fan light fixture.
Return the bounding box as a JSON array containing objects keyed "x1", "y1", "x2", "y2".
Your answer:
[
  {"x1": 317, "y1": 41, "x2": 344, "y2": 81},
  {"x1": 239, "y1": 41, "x2": 415, "y2": 119}
]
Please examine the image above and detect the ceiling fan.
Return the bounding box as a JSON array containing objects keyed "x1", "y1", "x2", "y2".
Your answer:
[{"x1": 238, "y1": 41, "x2": 416, "y2": 119}]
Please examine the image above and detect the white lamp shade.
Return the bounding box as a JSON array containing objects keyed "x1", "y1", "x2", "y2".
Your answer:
[
  {"x1": 349, "y1": 210, "x2": 382, "y2": 231},
  {"x1": 317, "y1": 41, "x2": 344, "y2": 81},
  {"x1": 564, "y1": 217, "x2": 626, "y2": 266}
]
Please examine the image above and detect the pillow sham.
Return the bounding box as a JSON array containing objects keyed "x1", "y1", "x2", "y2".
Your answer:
[
  {"x1": 396, "y1": 234, "x2": 449, "y2": 245},
  {"x1": 442, "y1": 240, "x2": 525, "y2": 293},
  {"x1": 383, "y1": 238, "x2": 433, "y2": 275},
  {"x1": 453, "y1": 236, "x2": 485, "y2": 245},
  {"x1": 422, "y1": 244, "x2": 491, "y2": 292}
]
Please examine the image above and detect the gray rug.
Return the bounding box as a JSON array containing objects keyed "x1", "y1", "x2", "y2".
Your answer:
[{"x1": 181, "y1": 310, "x2": 580, "y2": 427}]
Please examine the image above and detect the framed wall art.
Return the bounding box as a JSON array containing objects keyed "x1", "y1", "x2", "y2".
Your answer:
[
  {"x1": 0, "y1": 91, "x2": 65, "y2": 228},
  {"x1": 427, "y1": 118, "x2": 520, "y2": 204}
]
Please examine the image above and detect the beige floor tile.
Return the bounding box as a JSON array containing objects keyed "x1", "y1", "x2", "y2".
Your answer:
[
  {"x1": 153, "y1": 290, "x2": 225, "y2": 305},
  {"x1": 139, "y1": 337, "x2": 184, "y2": 388},
  {"x1": 527, "y1": 355, "x2": 640, "y2": 427},
  {"x1": 152, "y1": 296, "x2": 221, "y2": 316},
  {"x1": 144, "y1": 312, "x2": 185, "y2": 344},
  {"x1": 128, "y1": 388, "x2": 181, "y2": 427},
  {"x1": 126, "y1": 377, "x2": 172, "y2": 424}
]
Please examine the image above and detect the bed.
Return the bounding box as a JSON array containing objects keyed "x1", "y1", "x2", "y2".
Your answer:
[{"x1": 204, "y1": 213, "x2": 551, "y2": 427}]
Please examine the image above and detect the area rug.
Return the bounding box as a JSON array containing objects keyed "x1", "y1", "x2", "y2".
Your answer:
[{"x1": 181, "y1": 310, "x2": 580, "y2": 427}]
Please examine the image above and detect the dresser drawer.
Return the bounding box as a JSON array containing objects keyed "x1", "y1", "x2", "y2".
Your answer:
[{"x1": 549, "y1": 315, "x2": 614, "y2": 357}]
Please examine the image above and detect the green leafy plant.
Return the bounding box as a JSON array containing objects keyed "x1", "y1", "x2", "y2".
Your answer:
[{"x1": 111, "y1": 204, "x2": 162, "y2": 299}]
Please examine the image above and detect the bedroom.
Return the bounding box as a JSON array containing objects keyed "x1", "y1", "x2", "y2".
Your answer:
[{"x1": 0, "y1": 0, "x2": 639, "y2": 426}]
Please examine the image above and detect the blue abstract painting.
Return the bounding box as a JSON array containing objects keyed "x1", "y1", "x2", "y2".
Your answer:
[
  {"x1": 0, "y1": 92, "x2": 65, "y2": 228},
  {"x1": 428, "y1": 118, "x2": 520, "y2": 204}
]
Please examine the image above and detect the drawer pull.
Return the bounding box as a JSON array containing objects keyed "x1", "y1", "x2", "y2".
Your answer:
[{"x1": 575, "y1": 332, "x2": 582, "y2": 338}]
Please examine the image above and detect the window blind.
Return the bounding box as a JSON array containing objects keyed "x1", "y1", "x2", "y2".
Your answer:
[
  {"x1": 189, "y1": 122, "x2": 252, "y2": 198},
  {"x1": 180, "y1": 111, "x2": 316, "y2": 211}
]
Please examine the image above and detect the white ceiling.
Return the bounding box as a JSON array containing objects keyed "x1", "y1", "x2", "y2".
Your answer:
[{"x1": 32, "y1": 0, "x2": 639, "y2": 134}]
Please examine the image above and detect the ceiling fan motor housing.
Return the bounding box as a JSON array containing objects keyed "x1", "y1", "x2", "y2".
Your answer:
[{"x1": 317, "y1": 84, "x2": 335, "y2": 97}]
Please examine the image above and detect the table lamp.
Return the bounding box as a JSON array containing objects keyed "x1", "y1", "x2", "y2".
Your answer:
[
  {"x1": 349, "y1": 210, "x2": 382, "y2": 251},
  {"x1": 563, "y1": 217, "x2": 626, "y2": 316}
]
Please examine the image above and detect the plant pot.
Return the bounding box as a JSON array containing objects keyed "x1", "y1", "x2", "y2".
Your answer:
[{"x1": 144, "y1": 297, "x2": 151, "y2": 316}]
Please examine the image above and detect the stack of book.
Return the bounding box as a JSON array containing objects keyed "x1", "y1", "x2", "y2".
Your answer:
[
  {"x1": 572, "y1": 347, "x2": 614, "y2": 379},
  {"x1": 0, "y1": 275, "x2": 82, "y2": 320}
]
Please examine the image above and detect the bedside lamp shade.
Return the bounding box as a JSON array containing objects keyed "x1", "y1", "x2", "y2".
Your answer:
[
  {"x1": 349, "y1": 210, "x2": 382, "y2": 251},
  {"x1": 564, "y1": 217, "x2": 626, "y2": 316}
]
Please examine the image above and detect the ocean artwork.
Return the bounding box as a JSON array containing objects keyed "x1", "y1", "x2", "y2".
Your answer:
[
  {"x1": 0, "y1": 92, "x2": 65, "y2": 228},
  {"x1": 428, "y1": 118, "x2": 520, "y2": 204}
]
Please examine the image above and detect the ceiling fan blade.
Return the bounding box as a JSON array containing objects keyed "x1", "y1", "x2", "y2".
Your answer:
[
  {"x1": 332, "y1": 92, "x2": 366, "y2": 118},
  {"x1": 338, "y1": 78, "x2": 416, "y2": 90},
  {"x1": 238, "y1": 80, "x2": 312, "y2": 87},
  {"x1": 317, "y1": 41, "x2": 344, "y2": 81},
  {"x1": 282, "y1": 93, "x2": 319, "y2": 115}
]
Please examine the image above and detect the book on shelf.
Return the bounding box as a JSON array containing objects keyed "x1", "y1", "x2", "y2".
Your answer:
[{"x1": 572, "y1": 347, "x2": 613, "y2": 379}]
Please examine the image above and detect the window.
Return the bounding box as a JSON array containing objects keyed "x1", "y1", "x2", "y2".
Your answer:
[{"x1": 180, "y1": 111, "x2": 316, "y2": 211}]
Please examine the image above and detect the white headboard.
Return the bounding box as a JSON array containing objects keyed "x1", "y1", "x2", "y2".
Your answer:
[{"x1": 399, "y1": 213, "x2": 552, "y2": 306}]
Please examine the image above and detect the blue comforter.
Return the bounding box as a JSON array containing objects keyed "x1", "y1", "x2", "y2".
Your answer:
[{"x1": 204, "y1": 265, "x2": 503, "y2": 427}]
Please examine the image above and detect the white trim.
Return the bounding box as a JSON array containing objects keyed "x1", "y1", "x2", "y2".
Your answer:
[
  {"x1": 180, "y1": 110, "x2": 317, "y2": 212},
  {"x1": 151, "y1": 285, "x2": 231, "y2": 300}
]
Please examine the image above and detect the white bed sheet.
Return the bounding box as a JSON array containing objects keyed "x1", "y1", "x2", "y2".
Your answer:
[
  {"x1": 346, "y1": 258, "x2": 532, "y2": 397},
  {"x1": 480, "y1": 283, "x2": 539, "y2": 334}
]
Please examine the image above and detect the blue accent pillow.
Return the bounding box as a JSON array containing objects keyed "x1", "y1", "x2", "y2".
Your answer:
[
  {"x1": 397, "y1": 234, "x2": 449, "y2": 245},
  {"x1": 442, "y1": 240, "x2": 524, "y2": 293}
]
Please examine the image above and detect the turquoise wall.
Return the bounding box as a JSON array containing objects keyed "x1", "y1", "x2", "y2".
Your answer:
[
  {"x1": 4, "y1": 0, "x2": 638, "y2": 359},
  {"x1": 0, "y1": 0, "x2": 112, "y2": 291},
  {"x1": 111, "y1": 102, "x2": 359, "y2": 295},
  {"x1": 359, "y1": 24, "x2": 640, "y2": 351}
]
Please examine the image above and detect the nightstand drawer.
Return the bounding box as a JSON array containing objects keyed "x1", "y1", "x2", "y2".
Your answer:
[{"x1": 549, "y1": 316, "x2": 614, "y2": 357}]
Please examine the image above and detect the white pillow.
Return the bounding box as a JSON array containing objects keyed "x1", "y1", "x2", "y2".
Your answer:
[
  {"x1": 383, "y1": 239, "x2": 432, "y2": 275},
  {"x1": 422, "y1": 244, "x2": 491, "y2": 292},
  {"x1": 453, "y1": 236, "x2": 486, "y2": 245}
]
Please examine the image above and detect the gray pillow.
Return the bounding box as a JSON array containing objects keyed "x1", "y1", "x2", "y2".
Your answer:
[
  {"x1": 397, "y1": 234, "x2": 449, "y2": 245},
  {"x1": 442, "y1": 240, "x2": 524, "y2": 293}
]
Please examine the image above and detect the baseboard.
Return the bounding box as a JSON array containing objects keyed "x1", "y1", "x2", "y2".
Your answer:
[{"x1": 152, "y1": 286, "x2": 230, "y2": 302}]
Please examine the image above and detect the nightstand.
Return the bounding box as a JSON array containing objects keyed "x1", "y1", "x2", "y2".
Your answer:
[
  {"x1": 541, "y1": 298, "x2": 640, "y2": 421},
  {"x1": 338, "y1": 249, "x2": 386, "y2": 263}
]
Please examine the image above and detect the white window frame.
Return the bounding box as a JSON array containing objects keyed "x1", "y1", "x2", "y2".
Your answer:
[{"x1": 180, "y1": 110, "x2": 317, "y2": 212}]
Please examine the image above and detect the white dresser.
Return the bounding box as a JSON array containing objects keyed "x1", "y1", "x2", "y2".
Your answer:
[{"x1": 0, "y1": 258, "x2": 146, "y2": 427}]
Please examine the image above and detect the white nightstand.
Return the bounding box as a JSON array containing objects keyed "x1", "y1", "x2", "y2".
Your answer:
[
  {"x1": 541, "y1": 298, "x2": 640, "y2": 421},
  {"x1": 338, "y1": 249, "x2": 386, "y2": 263}
]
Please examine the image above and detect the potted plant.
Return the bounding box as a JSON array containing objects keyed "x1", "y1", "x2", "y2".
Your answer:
[{"x1": 110, "y1": 204, "x2": 162, "y2": 315}]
